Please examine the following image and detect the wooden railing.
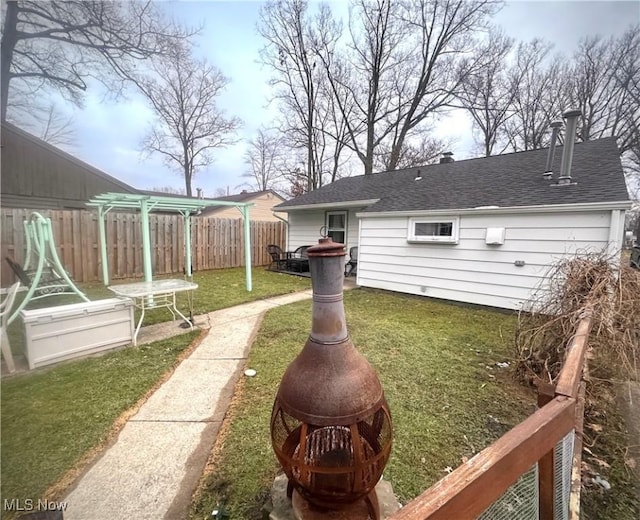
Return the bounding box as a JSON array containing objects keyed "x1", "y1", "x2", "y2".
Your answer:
[{"x1": 390, "y1": 308, "x2": 593, "y2": 520}]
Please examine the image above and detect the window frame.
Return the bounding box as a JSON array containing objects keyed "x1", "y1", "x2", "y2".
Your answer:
[
  {"x1": 407, "y1": 216, "x2": 460, "y2": 244},
  {"x1": 325, "y1": 210, "x2": 348, "y2": 245}
]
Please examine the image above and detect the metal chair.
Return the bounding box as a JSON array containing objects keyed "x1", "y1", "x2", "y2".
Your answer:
[
  {"x1": 267, "y1": 244, "x2": 288, "y2": 271},
  {"x1": 286, "y1": 245, "x2": 311, "y2": 273},
  {"x1": 1, "y1": 282, "x2": 21, "y2": 373},
  {"x1": 344, "y1": 246, "x2": 358, "y2": 276}
]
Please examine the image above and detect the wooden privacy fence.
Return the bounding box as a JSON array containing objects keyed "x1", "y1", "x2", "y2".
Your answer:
[
  {"x1": 390, "y1": 308, "x2": 593, "y2": 520},
  {"x1": 1, "y1": 208, "x2": 286, "y2": 285}
]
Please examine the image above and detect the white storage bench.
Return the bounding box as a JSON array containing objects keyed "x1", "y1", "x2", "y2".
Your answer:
[{"x1": 21, "y1": 298, "x2": 134, "y2": 370}]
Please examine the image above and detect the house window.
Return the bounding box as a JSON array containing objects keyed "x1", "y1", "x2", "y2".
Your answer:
[
  {"x1": 408, "y1": 217, "x2": 459, "y2": 243},
  {"x1": 326, "y1": 211, "x2": 347, "y2": 244}
]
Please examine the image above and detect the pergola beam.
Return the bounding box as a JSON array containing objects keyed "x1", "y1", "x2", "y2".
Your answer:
[{"x1": 87, "y1": 192, "x2": 253, "y2": 291}]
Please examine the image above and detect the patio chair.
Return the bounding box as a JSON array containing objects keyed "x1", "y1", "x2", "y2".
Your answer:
[
  {"x1": 267, "y1": 244, "x2": 288, "y2": 271},
  {"x1": 344, "y1": 246, "x2": 358, "y2": 276},
  {"x1": 1, "y1": 282, "x2": 21, "y2": 373},
  {"x1": 286, "y1": 245, "x2": 311, "y2": 273}
]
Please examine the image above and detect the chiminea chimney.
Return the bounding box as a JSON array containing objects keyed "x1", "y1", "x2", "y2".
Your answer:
[
  {"x1": 558, "y1": 109, "x2": 581, "y2": 185},
  {"x1": 544, "y1": 120, "x2": 564, "y2": 179},
  {"x1": 439, "y1": 152, "x2": 454, "y2": 164}
]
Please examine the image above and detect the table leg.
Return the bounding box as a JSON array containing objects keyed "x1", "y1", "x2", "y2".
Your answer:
[
  {"x1": 133, "y1": 300, "x2": 145, "y2": 347},
  {"x1": 172, "y1": 291, "x2": 193, "y2": 330},
  {"x1": 167, "y1": 292, "x2": 177, "y2": 320}
]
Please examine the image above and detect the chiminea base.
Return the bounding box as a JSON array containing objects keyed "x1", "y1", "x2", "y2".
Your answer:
[
  {"x1": 264, "y1": 474, "x2": 401, "y2": 520},
  {"x1": 292, "y1": 488, "x2": 379, "y2": 520}
]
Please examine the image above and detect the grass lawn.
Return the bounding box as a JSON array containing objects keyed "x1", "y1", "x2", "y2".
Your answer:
[
  {"x1": 1, "y1": 330, "x2": 200, "y2": 517},
  {"x1": 188, "y1": 288, "x2": 535, "y2": 519},
  {"x1": 1, "y1": 267, "x2": 309, "y2": 516}
]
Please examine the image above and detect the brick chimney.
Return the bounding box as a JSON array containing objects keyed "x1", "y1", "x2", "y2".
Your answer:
[{"x1": 439, "y1": 152, "x2": 454, "y2": 164}]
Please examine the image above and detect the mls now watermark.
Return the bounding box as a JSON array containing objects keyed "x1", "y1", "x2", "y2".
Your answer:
[{"x1": 3, "y1": 499, "x2": 68, "y2": 512}]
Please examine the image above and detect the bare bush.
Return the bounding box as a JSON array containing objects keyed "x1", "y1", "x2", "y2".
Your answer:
[{"x1": 515, "y1": 252, "x2": 640, "y2": 386}]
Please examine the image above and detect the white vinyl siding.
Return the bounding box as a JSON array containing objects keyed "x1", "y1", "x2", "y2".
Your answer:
[
  {"x1": 286, "y1": 208, "x2": 362, "y2": 258},
  {"x1": 358, "y1": 211, "x2": 615, "y2": 310}
]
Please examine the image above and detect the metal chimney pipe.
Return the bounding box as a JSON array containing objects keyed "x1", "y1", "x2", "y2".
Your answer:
[
  {"x1": 558, "y1": 109, "x2": 582, "y2": 185},
  {"x1": 544, "y1": 120, "x2": 564, "y2": 178}
]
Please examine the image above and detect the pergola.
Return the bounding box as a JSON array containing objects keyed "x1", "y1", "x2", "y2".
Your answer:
[{"x1": 86, "y1": 192, "x2": 253, "y2": 291}]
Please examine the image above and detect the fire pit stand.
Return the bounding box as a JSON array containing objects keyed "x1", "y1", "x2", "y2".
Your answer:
[{"x1": 270, "y1": 237, "x2": 393, "y2": 519}]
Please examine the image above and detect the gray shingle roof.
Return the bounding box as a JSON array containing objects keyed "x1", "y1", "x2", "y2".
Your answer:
[{"x1": 276, "y1": 137, "x2": 629, "y2": 213}]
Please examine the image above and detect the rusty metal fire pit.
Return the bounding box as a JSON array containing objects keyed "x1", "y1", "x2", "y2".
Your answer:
[{"x1": 270, "y1": 237, "x2": 393, "y2": 519}]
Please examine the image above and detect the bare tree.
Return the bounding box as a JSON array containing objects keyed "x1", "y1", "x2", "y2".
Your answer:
[
  {"x1": 129, "y1": 44, "x2": 241, "y2": 197},
  {"x1": 314, "y1": 0, "x2": 499, "y2": 175},
  {"x1": 259, "y1": 0, "x2": 326, "y2": 191},
  {"x1": 214, "y1": 187, "x2": 230, "y2": 197},
  {"x1": 149, "y1": 185, "x2": 186, "y2": 196},
  {"x1": 0, "y1": 0, "x2": 194, "y2": 121},
  {"x1": 381, "y1": 0, "x2": 500, "y2": 170},
  {"x1": 38, "y1": 104, "x2": 76, "y2": 146},
  {"x1": 375, "y1": 133, "x2": 447, "y2": 169},
  {"x1": 567, "y1": 26, "x2": 640, "y2": 187},
  {"x1": 456, "y1": 28, "x2": 515, "y2": 156},
  {"x1": 8, "y1": 101, "x2": 77, "y2": 146},
  {"x1": 504, "y1": 39, "x2": 567, "y2": 151},
  {"x1": 243, "y1": 128, "x2": 284, "y2": 191}
]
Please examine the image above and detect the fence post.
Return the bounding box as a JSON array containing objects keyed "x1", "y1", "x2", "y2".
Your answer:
[{"x1": 538, "y1": 382, "x2": 556, "y2": 520}]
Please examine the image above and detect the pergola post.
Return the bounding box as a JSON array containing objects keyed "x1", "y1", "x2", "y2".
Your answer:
[
  {"x1": 184, "y1": 214, "x2": 193, "y2": 277},
  {"x1": 140, "y1": 199, "x2": 153, "y2": 283},
  {"x1": 241, "y1": 206, "x2": 252, "y2": 292},
  {"x1": 97, "y1": 206, "x2": 109, "y2": 285}
]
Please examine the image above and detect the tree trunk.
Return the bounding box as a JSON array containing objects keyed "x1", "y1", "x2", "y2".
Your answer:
[
  {"x1": 183, "y1": 150, "x2": 192, "y2": 198},
  {"x1": 1, "y1": 1, "x2": 19, "y2": 121},
  {"x1": 365, "y1": 107, "x2": 375, "y2": 174}
]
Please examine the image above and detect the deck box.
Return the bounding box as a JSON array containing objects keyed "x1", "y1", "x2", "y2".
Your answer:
[{"x1": 21, "y1": 298, "x2": 134, "y2": 369}]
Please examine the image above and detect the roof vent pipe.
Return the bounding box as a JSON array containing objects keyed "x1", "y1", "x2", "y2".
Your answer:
[
  {"x1": 414, "y1": 169, "x2": 422, "y2": 181},
  {"x1": 544, "y1": 120, "x2": 564, "y2": 178},
  {"x1": 440, "y1": 152, "x2": 454, "y2": 164},
  {"x1": 558, "y1": 109, "x2": 582, "y2": 185}
]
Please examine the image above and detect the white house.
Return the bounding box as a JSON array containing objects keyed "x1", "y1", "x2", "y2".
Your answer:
[{"x1": 274, "y1": 134, "x2": 631, "y2": 310}]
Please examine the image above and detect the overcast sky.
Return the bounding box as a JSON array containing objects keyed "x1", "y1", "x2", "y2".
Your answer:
[{"x1": 46, "y1": 0, "x2": 640, "y2": 198}]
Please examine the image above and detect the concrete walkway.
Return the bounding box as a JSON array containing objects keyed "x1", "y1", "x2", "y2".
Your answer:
[{"x1": 62, "y1": 289, "x2": 316, "y2": 520}]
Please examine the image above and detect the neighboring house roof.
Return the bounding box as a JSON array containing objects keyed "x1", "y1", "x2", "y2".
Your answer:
[
  {"x1": 1, "y1": 121, "x2": 138, "y2": 209},
  {"x1": 199, "y1": 189, "x2": 285, "y2": 216},
  {"x1": 276, "y1": 138, "x2": 630, "y2": 213}
]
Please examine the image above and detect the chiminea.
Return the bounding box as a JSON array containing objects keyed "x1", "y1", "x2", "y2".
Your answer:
[{"x1": 270, "y1": 237, "x2": 393, "y2": 519}]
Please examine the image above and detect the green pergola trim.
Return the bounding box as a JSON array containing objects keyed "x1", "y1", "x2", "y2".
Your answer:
[{"x1": 87, "y1": 192, "x2": 253, "y2": 291}]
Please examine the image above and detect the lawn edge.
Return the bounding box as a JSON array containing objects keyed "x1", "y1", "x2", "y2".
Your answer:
[{"x1": 42, "y1": 328, "x2": 208, "y2": 502}]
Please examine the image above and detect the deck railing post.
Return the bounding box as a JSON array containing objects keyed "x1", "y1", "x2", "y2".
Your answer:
[{"x1": 537, "y1": 385, "x2": 556, "y2": 520}]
